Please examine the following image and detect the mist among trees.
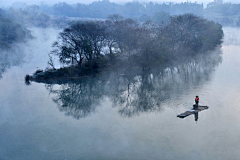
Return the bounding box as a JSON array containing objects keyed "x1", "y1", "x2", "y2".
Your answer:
[
  {"x1": 0, "y1": 0, "x2": 235, "y2": 52},
  {"x1": 1, "y1": 0, "x2": 240, "y2": 30},
  {"x1": 0, "y1": 0, "x2": 226, "y2": 82},
  {"x1": 36, "y1": 0, "x2": 240, "y2": 27},
  {"x1": 49, "y1": 14, "x2": 222, "y2": 69},
  {"x1": 0, "y1": 9, "x2": 31, "y2": 49},
  {"x1": 25, "y1": 13, "x2": 223, "y2": 84}
]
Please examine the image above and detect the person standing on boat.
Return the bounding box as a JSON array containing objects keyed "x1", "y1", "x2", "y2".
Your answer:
[{"x1": 195, "y1": 96, "x2": 199, "y2": 107}]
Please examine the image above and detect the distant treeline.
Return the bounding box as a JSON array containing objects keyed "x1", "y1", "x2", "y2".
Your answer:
[
  {"x1": 2, "y1": 0, "x2": 240, "y2": 28},
  {"x1": 36, "y1": 0, "x2": 240, "y2": 27}
]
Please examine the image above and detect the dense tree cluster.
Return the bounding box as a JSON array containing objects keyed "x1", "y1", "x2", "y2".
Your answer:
[{"x1": 50, "y1": 14, "x2": 223, "y2": 71}]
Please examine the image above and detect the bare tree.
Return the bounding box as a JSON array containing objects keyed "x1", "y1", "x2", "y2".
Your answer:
[{"x1": 51, "y1": 21, "x2": 107, "y2": 67}]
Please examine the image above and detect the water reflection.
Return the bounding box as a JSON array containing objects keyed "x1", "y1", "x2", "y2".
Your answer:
[
  {"x1": 0, "y1": 47, "x2": 25, "y2": 79},
  {"x1": 194, "y1": 112, "x2": 198, "y2": 122},
  {"x1": 46, "y1": 48, "x2": 222, "y2": 119},
  {"x1": 45, "y1": 78, "x2": 105, "y2": 119}
]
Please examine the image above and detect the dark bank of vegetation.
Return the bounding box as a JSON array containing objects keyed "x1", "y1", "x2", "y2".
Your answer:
[{"x1": 27, "y1": 14, "x2": 223, "y2": 83}]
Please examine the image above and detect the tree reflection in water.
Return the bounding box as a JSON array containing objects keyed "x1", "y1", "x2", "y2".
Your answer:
[
  {"x1": 45, "y1": 78, "x2": 105, "y2": 119},
  {"x1": 46, "y1": 48, "x2": 222, "y2": 119}
]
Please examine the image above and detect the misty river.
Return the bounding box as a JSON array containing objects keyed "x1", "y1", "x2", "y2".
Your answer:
[{"x1": 0, "y1": 27, "x2": 240, "y2": 160}]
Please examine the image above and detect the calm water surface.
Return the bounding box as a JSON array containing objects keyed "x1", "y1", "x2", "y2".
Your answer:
[{"x1": 0, "y1": 27, "x2": 240, "y2": 160}]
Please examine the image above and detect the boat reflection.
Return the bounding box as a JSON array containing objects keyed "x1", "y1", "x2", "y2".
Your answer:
[{"x1": 194, "y1": 112, "x2": 198, "y2": 122}]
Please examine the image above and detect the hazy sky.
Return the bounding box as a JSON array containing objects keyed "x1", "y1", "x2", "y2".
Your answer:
[{"x1": 0, "y1": 0, "x2": 239, "y2": 7}]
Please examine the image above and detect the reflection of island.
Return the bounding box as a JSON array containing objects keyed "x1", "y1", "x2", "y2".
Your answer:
[
  {"x1": 45, "y1": 78, "x2": 105, "y2": 119},
  {"x1": 45, "y1": 48, "x2": 222, "y2": 119},
  {"x1": 111, "y1": 48, "x2": 221, "y2": 117}
]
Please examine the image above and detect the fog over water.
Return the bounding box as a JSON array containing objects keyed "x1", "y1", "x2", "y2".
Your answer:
[{"x1": 0, "y1": 26, "x2": 240, "y2": 160}]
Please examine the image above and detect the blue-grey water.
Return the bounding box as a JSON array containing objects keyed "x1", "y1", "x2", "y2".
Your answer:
[{"x1": 0, "y1": 27, "x2": 240, "y2": 160}]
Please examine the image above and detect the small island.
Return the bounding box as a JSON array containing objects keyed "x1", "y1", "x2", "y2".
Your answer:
[{"x1": 26, "y1": 14, "x2": 223, "y2": 84}]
